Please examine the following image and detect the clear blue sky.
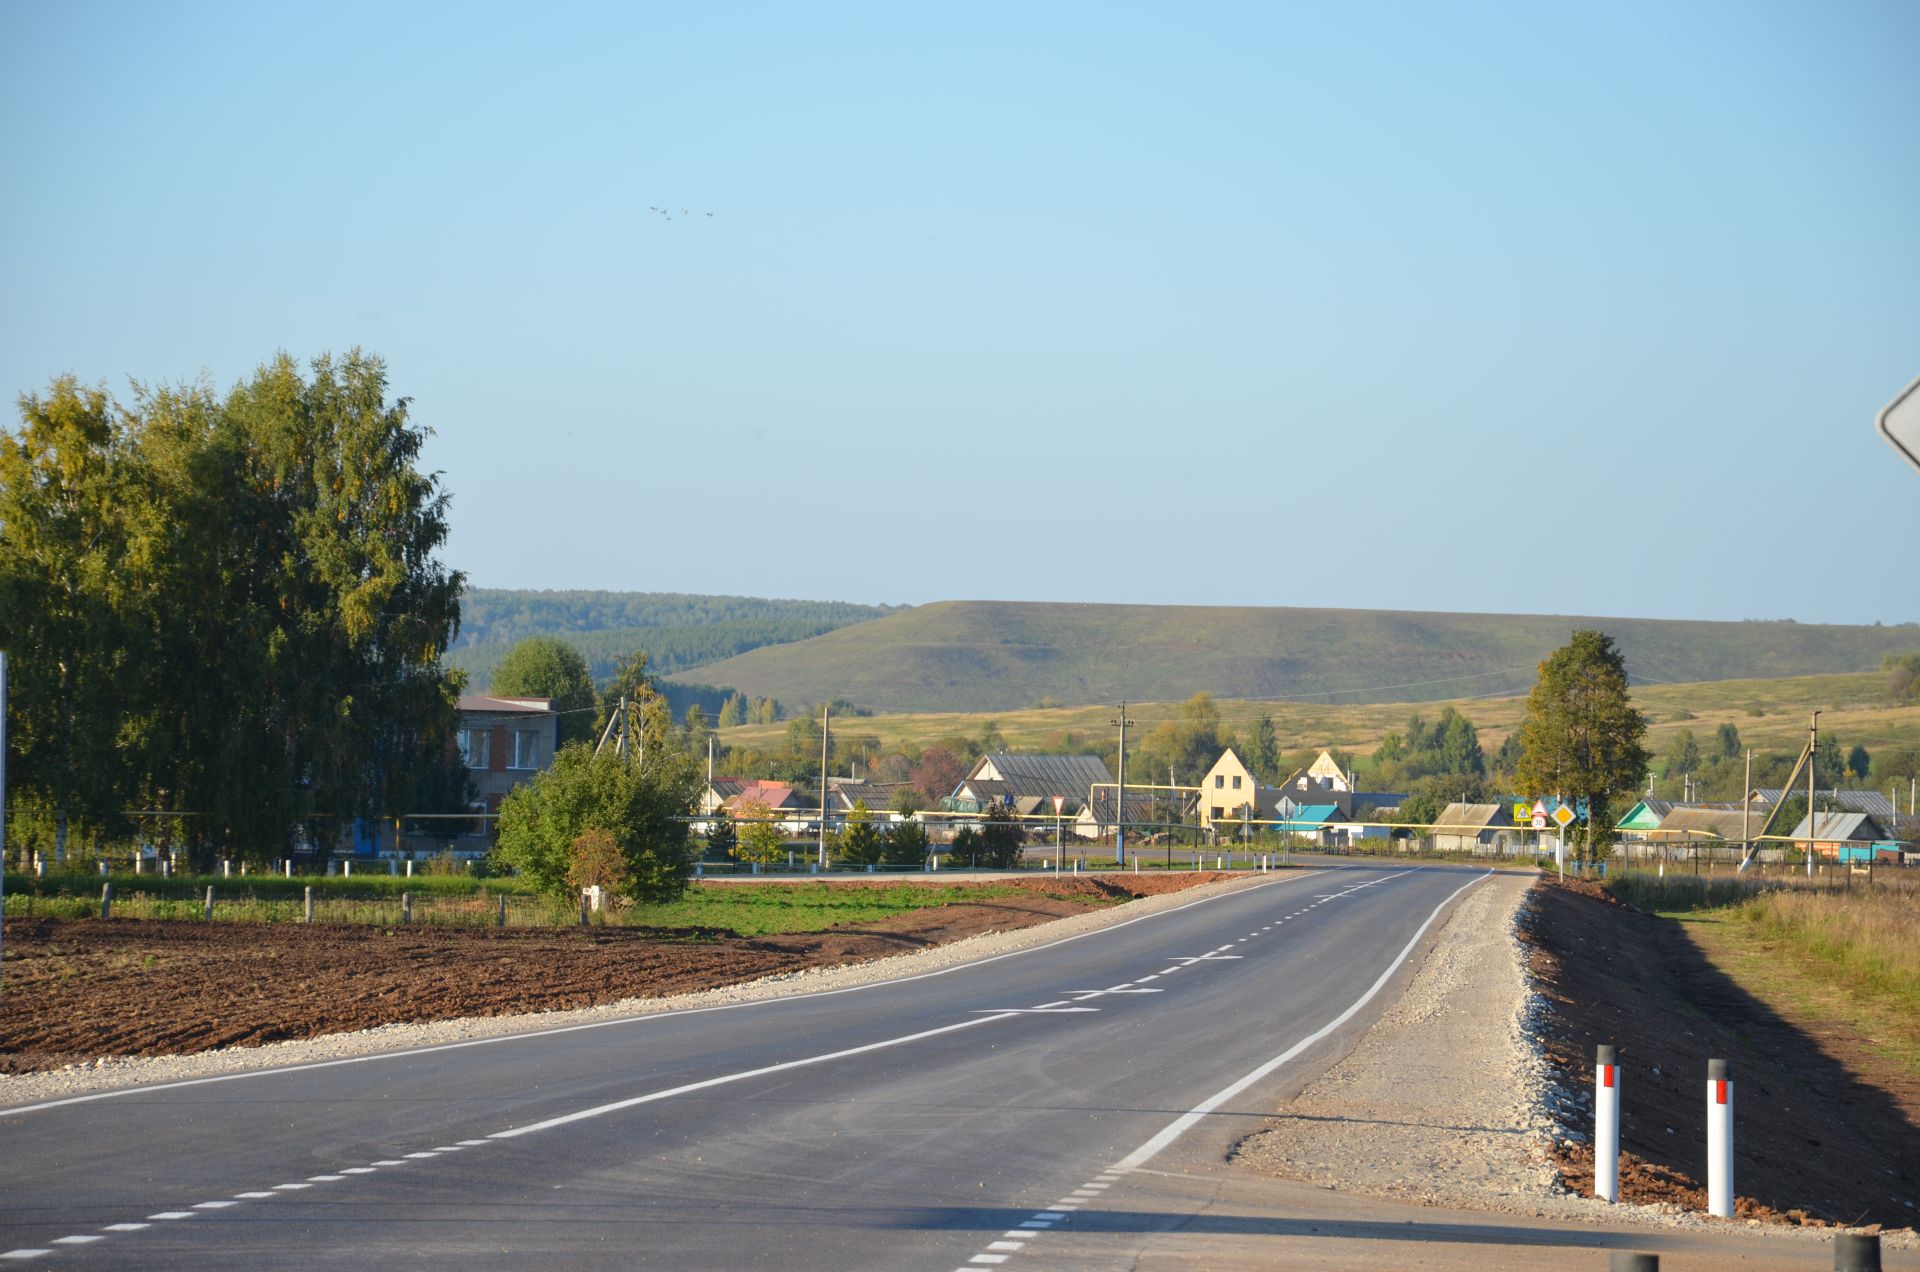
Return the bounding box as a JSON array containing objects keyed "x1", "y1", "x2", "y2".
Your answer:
[{"x1": 4, "y1": 1, "x2": 1916, "y2": 625}]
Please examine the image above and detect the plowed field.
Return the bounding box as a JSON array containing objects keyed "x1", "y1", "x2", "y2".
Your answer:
[{"x1": 0, "y1": 874, "x2": 1225, "y2": 1073}]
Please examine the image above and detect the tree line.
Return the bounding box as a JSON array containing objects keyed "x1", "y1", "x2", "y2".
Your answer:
[{"x1": 0, "y1": 353, "x2": 465, "y2": 864}]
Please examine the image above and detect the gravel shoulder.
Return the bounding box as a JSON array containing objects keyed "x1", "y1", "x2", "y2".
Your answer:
[
  {"x1": 1233, "y1": 872, "x2": 1916, "y2": 1249},
  {"x1": 0, "y1": 871, "x2": 1271, "y2": 1109}
]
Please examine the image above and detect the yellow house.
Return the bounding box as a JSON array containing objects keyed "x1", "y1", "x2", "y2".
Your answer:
[{"x1": 1196, "y1": 747, "x2": 1283, "y2": 830}]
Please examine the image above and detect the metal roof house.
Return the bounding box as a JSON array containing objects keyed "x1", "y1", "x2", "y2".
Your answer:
[
  {"x1": 1752, "y1": 789, "x2": 1896, "y2": 819},
  {"x1": 949, "y1": 753, "x2": 1111, "y2": 815},
  {"x1": 1789, "y1": 811, "x2": 1896, "y2": 859}
]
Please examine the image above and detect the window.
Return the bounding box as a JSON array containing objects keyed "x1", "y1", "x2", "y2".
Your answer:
[
  {"x1": 1232, "y1": 775, "x2": 1242, "y2": 790},
  {"x1": 1214, "y1": 775, "x2": 1224, "y2": 789},
  {"x1": 509, "y1": 729, "x2": 542, "y2": 770},
  {"x1": 459, "y1": 728, "x2": 490, "y2": 769},
  {"x1": 1211, "y1": 806, "x2": 1224, "y2": 819}
]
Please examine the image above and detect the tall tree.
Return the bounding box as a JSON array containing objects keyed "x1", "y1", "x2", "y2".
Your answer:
[
  {"x1": 491, "y1": 637, "x2": 595, "y2": 746},
  {"x1": 1514, "y1": 630, "x2": 1650, "y2": 858},
  {"x1": 0, "y1": 379, "x2": 137, "y2": 856},
  {"x1": 1, "y1": 353, "x2": 464, "y2": 865}
]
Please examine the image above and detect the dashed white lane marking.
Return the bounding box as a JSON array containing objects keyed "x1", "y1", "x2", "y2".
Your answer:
[
  {"x1": 22, "y1": 870, "x2": 1380, "y2": 1266},
  {"x1": 3, "y1": 870, "x2": 1325, "y2": 1126}
]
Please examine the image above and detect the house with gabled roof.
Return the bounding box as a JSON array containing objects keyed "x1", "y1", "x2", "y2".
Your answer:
[
  {"x1": 1790, "y1": 811, "x2": 1896, "y2": 860},
  {"x1": 948, "y1": 753, "x2": 1110, "y2": 815},
  {"x1": 1431, "y1": 802, "x2": 1515, "y2": 853}
]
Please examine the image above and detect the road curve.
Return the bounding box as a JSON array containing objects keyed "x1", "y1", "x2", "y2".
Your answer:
[{"x1": 0, "y1": 862, "x2": 1489, "y2": 1270}]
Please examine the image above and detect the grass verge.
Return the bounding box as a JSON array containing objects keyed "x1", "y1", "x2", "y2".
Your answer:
[{"x1": 1603, "y1": 870, "x2": 1920, "y2": 1078}]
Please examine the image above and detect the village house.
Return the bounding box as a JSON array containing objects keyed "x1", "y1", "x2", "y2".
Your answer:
[
  {"x1": 948, "y1": 753, "x2": 1111, "y2": 817},
  {"x1": 1430, "y1": 802, "x2": 1516, "y2": 854}
]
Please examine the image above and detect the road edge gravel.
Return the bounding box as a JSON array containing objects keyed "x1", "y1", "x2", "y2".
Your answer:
[{"x1": 1233, "y1": 873, "x2": 1914, "y2": 1249}]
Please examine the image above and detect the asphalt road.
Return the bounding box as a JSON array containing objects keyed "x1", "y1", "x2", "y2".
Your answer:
[{"x1": 1, "y1": 862, "x2": 1491, "y2": 1270}]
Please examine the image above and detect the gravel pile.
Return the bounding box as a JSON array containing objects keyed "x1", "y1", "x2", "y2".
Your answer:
[{"x1": 0, "y1": 872, "x2": 1273, "y2": 1108}]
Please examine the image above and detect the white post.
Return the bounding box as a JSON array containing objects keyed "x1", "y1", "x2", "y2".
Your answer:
[
  {"x1": 405, "y1": 859, "x2": 414, "y2": 878},
  {"x1": 1706, "y1": 1058, "x2": 1734, "y2": 1217},
  {"x1": 1595, "y1": 1045, "x2": 1620, "y2": 1203},
  {"x1": 283, "y1": 858, "x2": 292, "y2": 877},
  {"x1": 221, "y1": 858, "x2": 231, "y2": 878},
  {"x1": 344, "y1": 859, "x2": 352, "y2": 877},
  {"x1": 203, "y1": 885, "x2": 215, "y2": 922}
]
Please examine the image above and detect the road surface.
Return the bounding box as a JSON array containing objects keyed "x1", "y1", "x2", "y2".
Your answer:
[{"x1": 3, "y1": 864, "x2": 1495, "y2": 1269}]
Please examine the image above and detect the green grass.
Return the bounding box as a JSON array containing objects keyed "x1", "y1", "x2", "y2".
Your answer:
[
  {"x1": 1602, "y1": 868, "x2": 1920, "y2": 1075},
  {"x1": 0, "y1": 876, "x2": 1116, "y2": 935},
  {"x1": 666, "y1": 598, "x2": 1918, "y2": 713}
]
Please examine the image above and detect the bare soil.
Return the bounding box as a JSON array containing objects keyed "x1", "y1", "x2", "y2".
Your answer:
[
  {"x1": 0, "y1": 874, "x2": 1227, "y2": 1074},
  {"x1": 1522, "y1": 877, "x2": 1920, "y2": 1229}
]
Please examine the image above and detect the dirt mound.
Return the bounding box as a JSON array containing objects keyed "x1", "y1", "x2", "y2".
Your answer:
[
  {"x1": 0, "y1": 874, "x2": 1233, "y2": 1074},
  {"x1": 1521, "y1": 879, "x2": 1920, "y2": 1229}
]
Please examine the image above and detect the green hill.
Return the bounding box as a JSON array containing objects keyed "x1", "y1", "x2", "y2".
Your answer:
[
  {"x1": 662, "y1": 599, "x2": 1920, "y2": 713},
  {"x1": 448, "y1": 589, "x2": 902, "y2": 687}
]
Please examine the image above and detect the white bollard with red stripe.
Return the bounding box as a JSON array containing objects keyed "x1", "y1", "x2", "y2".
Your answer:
[
  {"x1": 1706, "y1": 1058, "x2": 1734, "y2": 1217},
  {"x1": 1595, "y1": 1044, "x2": 1620, "y2": 1202}
]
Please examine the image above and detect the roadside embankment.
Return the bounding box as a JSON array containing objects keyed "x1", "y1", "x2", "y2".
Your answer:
[{"x1": 1238, "y1": 870, "x2": 1917, "y2": 1246}]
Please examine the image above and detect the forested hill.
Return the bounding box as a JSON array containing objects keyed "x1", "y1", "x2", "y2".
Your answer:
[
  {"x1": 448, "y1": 590, "x2": 903, "y2": 688},
  {"x1": 660, "y1": 599, "x2": 1920, "y2": 714}
]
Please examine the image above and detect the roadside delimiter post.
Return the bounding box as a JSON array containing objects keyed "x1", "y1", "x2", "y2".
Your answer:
[
  {"x1": 100, "y1": 882, "x2": 113, "y2": 920},
  {"x1": 1707, "y1": 1058, "x2": 1734, "y2": 1217},
  {"x1": 401, "y1": 892, "x2": 412, "y2": 924},
  {"x1": 203, "y1": 886, "x2": 215, "y2": 922},
  {"x1": 1595, "y1": 1044, "x2": 1620, "y2": 1203},
  {"x1": 304, "y1": 886, "x2": 313, "y2": 923},
  {"x1": 1833, "y1": 1231, "x2": 1882, "y2": 1271}
]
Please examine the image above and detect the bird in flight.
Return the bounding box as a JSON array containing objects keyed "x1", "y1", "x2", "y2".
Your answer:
[{"x1": 706, "y1": 211, "x2": 714, "y2": 217}]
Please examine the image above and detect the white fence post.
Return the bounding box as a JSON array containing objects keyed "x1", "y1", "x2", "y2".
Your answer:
[
  {"x1": 1595, "y1": 1044, "x2": 1620, "y2": 1203},
  {"x1": 304, "y1": 886, "x2": 314, "y2": 923},
  {"x1": 203, "y1": 885, "x2": 215, "y2": 922},
  {"x1": 1706, "y1": 1058, "x2": 1734, "y2": 1217}
]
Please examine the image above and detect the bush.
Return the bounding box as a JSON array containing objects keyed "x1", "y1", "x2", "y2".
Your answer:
[{"x1": 492, "y1": 743, "x2": 700, "y2": 901}]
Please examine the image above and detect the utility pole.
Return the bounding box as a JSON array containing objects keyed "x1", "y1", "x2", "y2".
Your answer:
[
  {"x1": 1807, "y1": 710, "x2": 1819, "y2": 879},
  {"x1": 1741, "y1": 750, "x2": 1752, "y2": 864},
  {"x1": 818, "y1": 705, "x2": 830, "y2": 868},
  {"x1": 1110, "y1": 702, "x2": 1134, "y2": 867}
]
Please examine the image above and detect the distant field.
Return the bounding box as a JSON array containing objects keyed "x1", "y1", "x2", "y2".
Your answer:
[
  {"x1": 667, "y1": 598, "x2": 1920, "y2": 713},
  {"x1": 720, "y1": 670, "x2": 1919, "y2": 769}
]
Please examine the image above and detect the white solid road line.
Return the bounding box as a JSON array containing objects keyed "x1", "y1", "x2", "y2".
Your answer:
[
  {"x1": 488, "y1": 1012, "x2": 1022, "y2": 1139},
  {"x1": 1109, "y1": 870, "x2": 1488, "y2": 1172},
  {"x1": 0, "y1": 870, "x2": 1327, "y2": 1120}
]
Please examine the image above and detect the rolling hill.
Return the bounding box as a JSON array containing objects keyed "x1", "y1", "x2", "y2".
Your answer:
[
  {"x1": 447, "y1": 589, "x2": 902, "y2": 688},
  {"x1": 662, "y1": 599, "x2": 1920, "y2": 713}
]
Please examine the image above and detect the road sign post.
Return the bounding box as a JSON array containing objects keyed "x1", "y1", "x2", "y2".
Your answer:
[{"x1": 1876, "y1": 374, "x2": 1920, "y2": 475}]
